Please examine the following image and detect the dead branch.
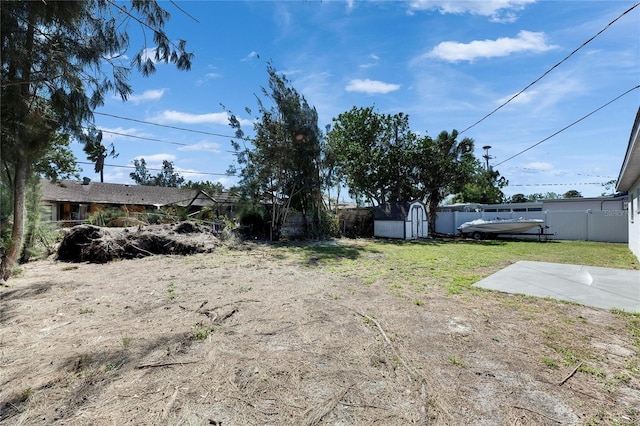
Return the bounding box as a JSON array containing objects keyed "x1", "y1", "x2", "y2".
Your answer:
[
  {"x1": 136, "y1": 359, "x2": 200, "y2": 369},
  {"x1": 294, "y1": 383, "x2": 354, "y2": 426},
  {"x1": 559, "y1": 362, "x2": 583, "y2": 386},
  {"x1": 513, "y1": 405, "x2": 563, "y2": 423},
  {"x1": 354, "y1": 310, "x2": 453, "y2": 423}
]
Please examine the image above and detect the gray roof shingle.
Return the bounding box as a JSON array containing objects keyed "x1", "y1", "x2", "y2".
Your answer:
[{"x1": 41, "y1": 179, "x2": 216, "y2": 208}]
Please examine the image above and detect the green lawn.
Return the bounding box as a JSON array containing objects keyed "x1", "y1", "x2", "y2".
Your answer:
[{"x1": 264, "y1": 238, "x2": 638, "y2": 295}]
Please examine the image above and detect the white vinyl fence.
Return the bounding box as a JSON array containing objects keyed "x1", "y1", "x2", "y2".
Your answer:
[{"x1": 435, "y1": 210, "x2": 628, "y2": 243}]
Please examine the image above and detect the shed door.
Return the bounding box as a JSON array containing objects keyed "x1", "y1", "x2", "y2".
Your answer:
[{"x1": 410, "y1": 204, "x2": 425, "y2": 239}]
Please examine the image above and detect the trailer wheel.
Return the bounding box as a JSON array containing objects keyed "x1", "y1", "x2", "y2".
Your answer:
[{"x1": 472, "y1": 231, "x2": 483, "y2": 240}]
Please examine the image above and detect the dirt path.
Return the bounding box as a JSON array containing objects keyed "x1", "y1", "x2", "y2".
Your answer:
[{"x1": 1, "y1": 244, "x2": 638, "y2": 425}]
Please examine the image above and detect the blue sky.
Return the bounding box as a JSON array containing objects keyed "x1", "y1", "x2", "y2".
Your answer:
[{"x1": 82, "y1": 0, "x2": 640, "y2": 200}]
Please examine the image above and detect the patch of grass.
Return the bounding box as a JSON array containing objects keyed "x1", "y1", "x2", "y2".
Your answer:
[
  {"x1": 121, "y1": 335, "x2": 132, "y2": 350},
  {"x1": 623, "y1": 356, "x2": 640, "y2": 374},
  {"x1": 20, "y1": 387, "x2": 34, "y2": 402},
  {"x1": 541, "y1": 357, "x2": 559, "y2": 369},
  {"x1": 167, "y1": 282, "x2": 177, "y2": 300},
  {"x1": 449, "y1": 356, "x2": 465, "y2": 367},
  {"x1": 579, "y1": 363, "x2": 606, "y2": 378},
  {"x1": 611, "y1": 309, "x2": 640, "y2": 348},
  {"x1": 190, "y1": 323, "x2": 216, "y2": 341},
  {"x1": 79, "y1": 307, "x2": 94, "y2": 314}
]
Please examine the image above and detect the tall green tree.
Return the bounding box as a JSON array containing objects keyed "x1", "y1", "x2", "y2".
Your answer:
[
  {"x1": 0, "y1": 0, "x2": 193, "y2": 281},
  {"x1": 228, "y1": 63, "x2": 324, "y2": 240},
  {"x1": 413, "y1": 130, "x2": 476, "y2": 233},
  {"x1": 129, "y1": 159, "x2": 185, "y2": 187},
  {"x1": 82, "y1": 127, "x2": 117, "y2": 183},
  {"x1": 183, "y1": 180, "x2": 224, "y2": 194},
  {"x1": 454, "y1": 163, "x2": 508, "y2": 205},
  {"x1": 327, "y1": 107, "x2": 418, "y2": 205},
  {"x1": 563, "y1": 189, "x2": 582, "y2": 198},
  {"x1": 509, "y1": 193, "x2": 529, "y2": 203}
]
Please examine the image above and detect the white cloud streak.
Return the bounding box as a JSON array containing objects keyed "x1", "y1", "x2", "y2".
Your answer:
[
  {"x1": 177, "y1": 141, "x2": 221, "y2": 154},
  {"x1": 427, "y1": 30, "x2": 557, "y2": 62},
  {"x1": 409, "y1": 0, "x2": 536, "y2": 23},
  {"x1": 151, "y1": 110, "x2": 231, "y2": 125},
  {"x1": 129, "y1": 89, "x2": 166, "y2": 104},
  {"x1": 345, "y1": 79, "x2": 400, "y2": 94}
]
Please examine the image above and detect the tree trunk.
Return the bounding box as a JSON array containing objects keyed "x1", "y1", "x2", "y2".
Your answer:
[
  {"x1": 427, "y1": 190, "x2": 440, "y2": 238},
  {"x1": 1, "y1": 157, "x2": 28, "y2": 282}
]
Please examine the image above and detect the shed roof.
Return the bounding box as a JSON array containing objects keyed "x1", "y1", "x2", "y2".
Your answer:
[
  {"x1": 40, "y1": 179, "x2": 222, "y2": 208},
  {"x1": 373, "y1": 201, "x2": 424, "y2": 220},
  {"x1": 617, "y1": 107, "x2": 640, "y2": 192}
]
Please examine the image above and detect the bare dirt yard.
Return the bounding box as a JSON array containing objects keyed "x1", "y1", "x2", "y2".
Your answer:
[{"x1": 1, "y1": 229, "x2": 639, "y2": 425}]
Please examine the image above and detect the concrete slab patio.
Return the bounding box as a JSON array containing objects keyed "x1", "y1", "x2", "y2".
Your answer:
[{"x1": 473, "y1": 261, "x2": 640, "y2": 313}]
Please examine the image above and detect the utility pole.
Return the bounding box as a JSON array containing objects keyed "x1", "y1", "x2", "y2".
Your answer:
[{"x1": 482, "y1": 145, "x2": 493, "y2": 170}]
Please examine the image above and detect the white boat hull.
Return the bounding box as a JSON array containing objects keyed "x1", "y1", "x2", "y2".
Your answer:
[{"x1": 458, "y1": 219, "x2": 544, "y2": 236}]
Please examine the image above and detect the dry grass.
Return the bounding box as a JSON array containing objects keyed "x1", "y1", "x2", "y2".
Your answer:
[{"x1": 1, "y1": 238, "x2": 638, "y2": 425}]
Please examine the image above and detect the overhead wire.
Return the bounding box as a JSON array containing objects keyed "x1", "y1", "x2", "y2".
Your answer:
[
  {"x1": 460, "y1": 1, "x2": 640, "y2": 135},
  {"x1": 494, "y1": 84, "x2": 640, "y2": 167},
  {"x1": 94, "y1": 111, "x2": 244, "y2": 140},
  {"x1": 95, "y1": 128, "x2": 238, "y2": 154},
  {"x1": 77, "y1": 161, "x2": 234, "y2": 177}
]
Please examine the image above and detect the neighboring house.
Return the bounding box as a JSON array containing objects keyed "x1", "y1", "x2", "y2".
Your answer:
[
  {"x1": 373, "y1": 200, "x2": 428, "y2": 240},
  {"x1": 616, "y1": 107, "x2": 640, "y2": 260},
  {"x1": 440, "y1": 196, "x2": 627, "y2": 214},
  {"x1": 40, "y1": 178, "x2": 237, "y2": 224}
]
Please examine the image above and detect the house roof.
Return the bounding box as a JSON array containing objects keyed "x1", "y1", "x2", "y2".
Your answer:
[
  {"x1": 40, "y1": 179, "x2": 230, "y2": 208},
  {"x1": 373, "y1": 200, "x2": 424, "y2": 220},
  {"x1": 617, "y1": 107, "x2": 640, "y2": 192}
]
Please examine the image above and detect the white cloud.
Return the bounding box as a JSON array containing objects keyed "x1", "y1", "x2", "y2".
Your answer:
[
  {"x1": 409, "y1": 0, "x2": 535, "y2": 23},
  {"x1": 360, "y1": 54, "x2": 380, "y2": 69},
  {"x1": 345, "y1": 79, "x2": 400, "y2": 94},
  {"x1": 496, "y1": 89, "x2": 538, "y2": 106},
  {"x1": 99, "y1": 126, "x2": 149, "y2": 143},
  {"x1": 178, "y1": 141, "x2": 221, "y2": 154},
  {"x1": 129, "y1": 89, "x2": 166, "y2": 104},
  {"x1": 523, "y1": 162, "x2": 553, "y2": 171},
  {"x1": 242, "y1": 51, "x2": 259, "y2": 61},
  {"x1": 427, "y1": 30, "x2": 557, "y2": 62},
  {"x1": 196, "y1": 72, "x2": 222, "y2": 86},
  {"x1": 140, "y1": 47, "x2": 158, "y2": 63},
  {"x1": 151, "y1": 110, "x2": 231, "y2": 125},
  {"x1": 131, "y1": 154, "x2": 177, "y2": 169}
]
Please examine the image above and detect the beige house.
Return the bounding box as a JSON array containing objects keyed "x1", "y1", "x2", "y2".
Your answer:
[
  {"x1": 40, "y1": 178, "x2": 237, "y2": 225},
  {"x1": 616, "y1": 107, "x2": 640, "y2": 260}
]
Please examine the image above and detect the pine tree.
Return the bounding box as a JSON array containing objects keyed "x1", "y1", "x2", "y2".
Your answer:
[{"x1": 0, "y1": 0, "x2": 193, "y2": 281}]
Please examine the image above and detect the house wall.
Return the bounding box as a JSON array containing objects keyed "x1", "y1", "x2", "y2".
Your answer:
[
  {"x1": 628, "y1": 177, "x2": 640, "y2": 259},
  {"x1": 374, "y1": 220, "x2": 405, "y2": 239}
]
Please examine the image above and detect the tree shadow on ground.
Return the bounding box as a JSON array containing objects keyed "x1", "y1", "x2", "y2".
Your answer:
[{"x1": 284, "y1": 239, "x2": 383, "y2": 266}]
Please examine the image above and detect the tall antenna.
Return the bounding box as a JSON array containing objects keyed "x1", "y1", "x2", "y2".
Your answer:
[{"x1": 482, "y1": 145, "x2": 493, "y2": 170}]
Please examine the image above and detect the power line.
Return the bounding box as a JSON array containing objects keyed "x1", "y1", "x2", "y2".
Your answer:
[
  {"x1": 94, "y1": 111, "x2": 244, "y2": 140},
  {"x1": 460, "y1": 1, "x2": 640, "y2": 134},
  {"x1": 77, "y1": 161, "x2": 234, "y2": 177},
  {"x1": 96, "y1": 128, "x2": 238, "y2": 154},
  {"x1": 520, "y1": 169, "x2": 616, "y2": 179},
  {"x1": 508, "y1": 182, "x2": 603, "y2": 187},
  {"x1": 494, "y1": 84, "x2": 640, "y2": 167}
]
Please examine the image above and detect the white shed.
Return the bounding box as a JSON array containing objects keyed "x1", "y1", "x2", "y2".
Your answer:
[{"x1": 373, "y1": 201, "x2": 428, "y2": 240}]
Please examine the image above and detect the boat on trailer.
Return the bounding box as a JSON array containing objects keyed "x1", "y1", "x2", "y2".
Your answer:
[{"x1": 458, "y1": 218, "x2": 545, "y2": 240}]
